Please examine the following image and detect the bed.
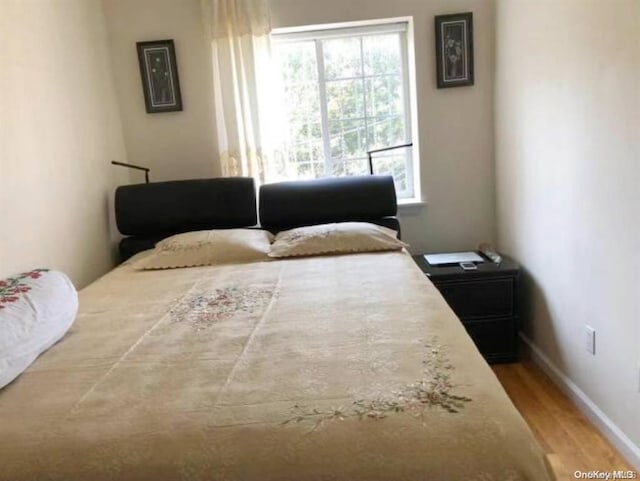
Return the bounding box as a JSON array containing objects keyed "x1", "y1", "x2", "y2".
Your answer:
[{"x1": 0, "y1": 176, "x2": 554, "y2": 481}]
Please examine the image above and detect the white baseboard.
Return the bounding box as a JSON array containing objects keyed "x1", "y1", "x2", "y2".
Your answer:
[{"x1": 519, "y1": 332, "x2": 640, "y2": 470}]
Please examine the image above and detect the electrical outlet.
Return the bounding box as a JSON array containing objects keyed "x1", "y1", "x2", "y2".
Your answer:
[{"x1": 585, "y1": 325, "x2": 596, "y2": 355}]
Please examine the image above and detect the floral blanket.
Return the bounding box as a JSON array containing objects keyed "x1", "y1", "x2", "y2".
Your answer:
[{"x1": 0, "y1": 251, "x2": 553, "y2": 481}]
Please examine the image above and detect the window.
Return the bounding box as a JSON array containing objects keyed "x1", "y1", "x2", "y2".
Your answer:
[{"x1": 272, "y1": 20, "x2": 417, "y2": 199}]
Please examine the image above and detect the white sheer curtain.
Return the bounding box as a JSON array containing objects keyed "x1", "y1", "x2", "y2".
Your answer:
[{"x1": 202, "y1": 0, "x2": 285, "y2": 184}]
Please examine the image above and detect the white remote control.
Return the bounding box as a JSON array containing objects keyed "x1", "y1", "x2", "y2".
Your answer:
[{"x1": 478, "y1": 243, "x2": 502, "y2": 264}]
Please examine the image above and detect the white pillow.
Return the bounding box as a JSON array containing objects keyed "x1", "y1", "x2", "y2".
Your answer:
[
  {"x1": 0, "y1": 269, "x2": 77, "y2": 389},
  {"x1": 133, "y1": 228, "x2": 274, "y2": 270},
  {"x1": 269, "y1": 222, "x2": 407, "y2": 258}
]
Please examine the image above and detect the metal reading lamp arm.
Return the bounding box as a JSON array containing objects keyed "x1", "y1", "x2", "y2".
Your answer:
[
  {"x1": 111, "y1": 161, "x2": 151, "y2": 184},
  {"x1": 367, "y1": 142, "x2": 413, "y2": 175}
]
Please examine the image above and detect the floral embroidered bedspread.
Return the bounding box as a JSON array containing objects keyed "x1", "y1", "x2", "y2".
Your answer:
[{"x1": 0, "y1": 251, "x2": 553, "y2": 481}]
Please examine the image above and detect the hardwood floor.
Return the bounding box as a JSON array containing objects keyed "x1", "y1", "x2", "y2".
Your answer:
[{"x1": 493, "y1": 360, "x2": 636, "y2": 479}]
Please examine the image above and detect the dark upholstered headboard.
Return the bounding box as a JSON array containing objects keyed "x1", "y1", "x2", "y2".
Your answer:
[
  {"x1": 259, "y1": 175, "x2": 400, "y2": 235},
  {"x1": 115, "y1": 175, "x2": 401, "y2": 262},
  {"x1": 115, "y1": 177, "x2": 257, "y2": 261}
]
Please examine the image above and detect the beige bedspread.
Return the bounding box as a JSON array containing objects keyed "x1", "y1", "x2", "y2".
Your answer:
[{"x1": 0, "y1": 251, "x2": 553, "y2": 481}]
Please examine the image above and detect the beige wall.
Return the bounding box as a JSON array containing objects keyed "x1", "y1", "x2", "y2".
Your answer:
[
  {"x1": 102, "y1": 0, "x2": 221, "y2": 182},
  {"x1": 102, "y1": 0, "x2": 497, "y2": 253},
  {"x1": 0, "y1": 0, "x2": 129, "y2": 288},
  {"x1": 495, "y1": 0, "x2": 640, "y2": 461}
]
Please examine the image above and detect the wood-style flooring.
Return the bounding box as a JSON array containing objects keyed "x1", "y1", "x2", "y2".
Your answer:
[{"x1": 493, "y1": 360, "x2": 636, "y2": 480}]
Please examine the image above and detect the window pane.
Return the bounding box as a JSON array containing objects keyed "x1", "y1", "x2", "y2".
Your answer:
[
  {"x1": 367, "y1": 116, "x2": 405, "y2": 150},
  {"x1": 285, "y1": 83, "x2": 321, "y2": 123},
  {"x1": 363, "y1": 33, "x2": 402, "y2": 76},
  {"x1": 342, "y1": 157, "x2": 369, "y2": 176},
  {"x1": 289, "y1": 121, "x2": 322, "y2": 162},
  {"x1": 278, "y1": 42, "x2": 321, "y2": 126},
  {"x1": 323, "y1": 37, "x2": 362, "y2": 80},
  {"x1": 326, "y1": 79, "x2": 364, "y2": 120},
  {"x1": 370, "y1": 153, "x2": 409, "y2": 193},
  {"x1": 332, "y1": 158, "x2": 369, "y2": 177},
  {"x1": 293, "y1": 141, "x2": 324, "y2": 179},
  {"x1": 296, "y1": 160, "x2": 324, "y2": 179},
  {"x1": 279, "y1": 41, "x2": 318, "y2": 85},
  {"x1": 365, "y1": 75, "x2": 403, "y2": 118},
  {"x1": 277, "y1": 41, "x2": 324, "y2": 179},
  {"x1": 329, "y1": 119, "x2": 366, "y2": 159}
]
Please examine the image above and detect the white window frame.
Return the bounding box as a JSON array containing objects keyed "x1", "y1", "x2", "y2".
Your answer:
[{"x1": 272, "y1": 17, "x2": 421, "y2": 202}]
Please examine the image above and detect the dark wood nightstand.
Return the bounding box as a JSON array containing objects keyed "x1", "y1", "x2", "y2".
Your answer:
[{"x1": 413, "y1": 253, "x2": 520, "y2": 364}]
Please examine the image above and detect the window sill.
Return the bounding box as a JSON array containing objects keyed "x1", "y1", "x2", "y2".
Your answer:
[{"x1": 397, "y1": 199, "x2": 426, "y2": 215}]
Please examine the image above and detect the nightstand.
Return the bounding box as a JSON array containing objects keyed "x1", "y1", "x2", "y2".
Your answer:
[{"x1": 413, "y1": 254, "x2": 520, "y2": 364}]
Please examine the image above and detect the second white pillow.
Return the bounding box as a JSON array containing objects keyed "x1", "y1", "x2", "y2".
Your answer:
[{"x1": 269, "y1": 222, "x2": 407, "y2": 258}]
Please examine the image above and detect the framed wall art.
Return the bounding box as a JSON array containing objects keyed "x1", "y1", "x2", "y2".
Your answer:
[
  {"x1": 435, "y1": 12, "x2": 474, "y2": 88},
  {"x1": 136, "y1": 39, "x2": 183, "y2": 113}
]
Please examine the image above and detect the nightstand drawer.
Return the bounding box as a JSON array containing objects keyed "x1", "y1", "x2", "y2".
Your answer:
[
  {"x1": 462, "y1": 316, "x2": 517, "y2": 362},
  {"x1": 436, "y1": 278, "x2": 514, "y2": 319}
]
